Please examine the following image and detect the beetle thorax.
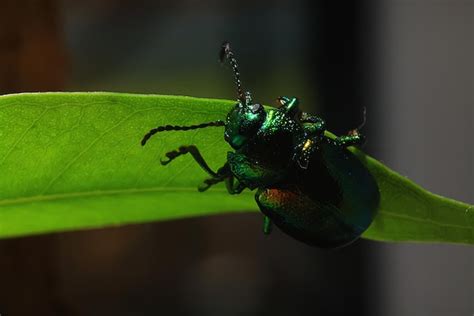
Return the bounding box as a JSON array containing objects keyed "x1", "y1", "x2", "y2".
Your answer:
[{"x1": 225, "y1": 105, "x2": 305, "y2": 184}]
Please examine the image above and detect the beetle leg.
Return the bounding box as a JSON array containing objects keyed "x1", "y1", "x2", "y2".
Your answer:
[
  {"x1": 198, "y1": 176, "x2": 225, "y2": 192},
  {"x1": 333, "y1": 132, "x2": 365, "y2": 147},
  {"x1": 161, "y1": 145, "x2": 218, "y2": 177},
  {"x1": 333, "y1": 107, "x2": 367, "y2": 147},
  {"x1": 292, "y1": 114, "x2": 327, "y2": 169},
  {"x1": 300, "y1": 113, "x2": 326, "y2": 141},
  {"x1": 293, "y1": 119, "x2": 325, "y2": 169},
  {"x1": 198, "y1": 163, "x2": 247, "y2": 194},
  {"x1": 198, "y1": 163, "x2": 234, "y2": 192},
  {"x1": 277, "y1": 96, "x2": 300, "y2": 117},
  {"x1": 224, "y1": 175, "x2": 246, "y2": 195},
  {"x1": 263, "y1": 215, "x2": 273, "y2": 235},
  {"x1": 300, "y1": 112, "x2": 326, "y2": 131}
]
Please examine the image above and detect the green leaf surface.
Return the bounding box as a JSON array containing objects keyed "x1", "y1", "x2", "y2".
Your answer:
[
  {"x1": 0, "y1": 92, "x2": 472, "y2": 244},
  {"x1": 351, "y1": 148, "x2": 473, "y2": 244}
]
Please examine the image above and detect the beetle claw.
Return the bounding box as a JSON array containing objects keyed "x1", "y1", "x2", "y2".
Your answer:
[
  {"x1": 198, "y1": 184, "x2": 210, "y2": 192},
  {"x1": 160, "y1": 158, "x2": 171, "y2": 165}
]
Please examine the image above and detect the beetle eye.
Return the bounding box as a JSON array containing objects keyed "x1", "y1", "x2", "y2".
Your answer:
[{"x1": 249, "y1": 103, "x2": 262, "y2": 113}]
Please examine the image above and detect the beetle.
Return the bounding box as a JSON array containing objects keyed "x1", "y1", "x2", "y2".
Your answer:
[{"x1": 141, "y1": 42, "x2": 379, "y2": 248}]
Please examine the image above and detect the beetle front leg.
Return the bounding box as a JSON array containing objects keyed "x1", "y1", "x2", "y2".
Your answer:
[
  {"x1": 198, "y1": 163, "x2": 233, "y2": 192},
  {"x1": 198, "y1": 163, "x2": 248, "y2": 193},
  {"x1": 224, "y1": 175, "x2": 246, "y2": 195},
  {"x1": 160, "y1": 145, "x2": 219, "y2": 177},
  {"x1": 199, "y1": 176, "x2": 226, "y2": 192}
]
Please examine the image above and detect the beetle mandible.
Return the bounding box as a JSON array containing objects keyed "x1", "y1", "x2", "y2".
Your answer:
[{"x1": 141, "y1": 42, "x2": 380, "y2": 248}]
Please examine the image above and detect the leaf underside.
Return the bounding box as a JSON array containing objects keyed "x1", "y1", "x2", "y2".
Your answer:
[{"x1": 0, "y1": 92, "x2": 472, "y2": 244}]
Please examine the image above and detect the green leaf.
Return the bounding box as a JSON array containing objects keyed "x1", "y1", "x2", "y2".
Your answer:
[
  {"x1": 352, "y1": 148, "x2": 473, "y2": 244},
  {"x1": 0, "y1": 92, "x2": 472, "y2": 244}
]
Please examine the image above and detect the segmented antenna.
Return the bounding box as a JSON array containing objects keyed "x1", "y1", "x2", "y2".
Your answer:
[
  {"x1": 348, "y1": 107, "x2": 367, "y2": 136},
  {"x1": 220, "y1": 42, "x2": 247, "y2": 104},
  {"x1": 141, "y1": 120, "x2": 225, "y2": 146},
  {"x1": 357, "y1": 107, "x2": 367, "y2": 131}
]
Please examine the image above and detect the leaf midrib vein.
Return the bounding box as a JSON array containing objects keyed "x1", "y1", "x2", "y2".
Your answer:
[
  {"x1": 379, "y1": 209, "x2": 473, "y2": 231},
  {"x1": 0, "y1": 187, "x2": 254, "y2": 207}
]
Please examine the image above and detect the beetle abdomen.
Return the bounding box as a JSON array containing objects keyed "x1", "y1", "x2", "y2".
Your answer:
[
  {"x1": 315, "y1": 143, "x2": 379, "y2": 233},
  {"x1": 256, "y1": 187, "x2": 360, "y2": 248},
  {"x1": 255, "y1": 142, "x2": 379, "y2": 248}
]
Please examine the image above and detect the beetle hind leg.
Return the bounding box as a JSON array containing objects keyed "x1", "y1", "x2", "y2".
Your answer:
[
  {"x1": 263, "y1": 215, "x2": 273, "y2": 235},
  {"x1": 333, "y1": 107, "x2": 367, "y2": 147},
  {"x1": 333, "y1": 133, "x2": 365, "y2": 147}
]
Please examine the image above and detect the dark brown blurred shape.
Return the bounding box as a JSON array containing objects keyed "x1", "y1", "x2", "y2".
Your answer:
[
  {"x1": 0, "y1": 0, "x2": 67, "y2": 93},
  {"x1": 0, "y1": 1, "x2": 67, "y2": 315}
]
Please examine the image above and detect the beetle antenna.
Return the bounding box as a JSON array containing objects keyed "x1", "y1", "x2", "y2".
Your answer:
[
  {"x1": 347, "y1": 107, "x2": 367, "y2": 137},
  {"x1": 220, "y1": 42, "x2": 249, "y2": 105},
  {"x1": 141, "y1": 120, "x2": 225, "y2": 146},
  {"x1": 357, "y1": 107, "x2": 367, "y2": 131}
]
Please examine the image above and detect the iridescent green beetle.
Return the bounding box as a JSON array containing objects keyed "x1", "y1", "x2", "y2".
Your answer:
[{"x1": 141, "y1": 42, "x2": 379, "y2": 248}]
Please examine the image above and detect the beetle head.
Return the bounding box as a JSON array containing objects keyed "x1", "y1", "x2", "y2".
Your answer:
[
  {"x1": 220, "y1": 42, "x2": 266, "y2": 148},
  {"x1": 224, "y1": 99, "x2": 266, "y2": 149}
]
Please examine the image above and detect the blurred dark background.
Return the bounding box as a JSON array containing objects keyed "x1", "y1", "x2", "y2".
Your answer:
[{"x1": 0, "y1": 0, "x2": 472, "y2": 315}]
